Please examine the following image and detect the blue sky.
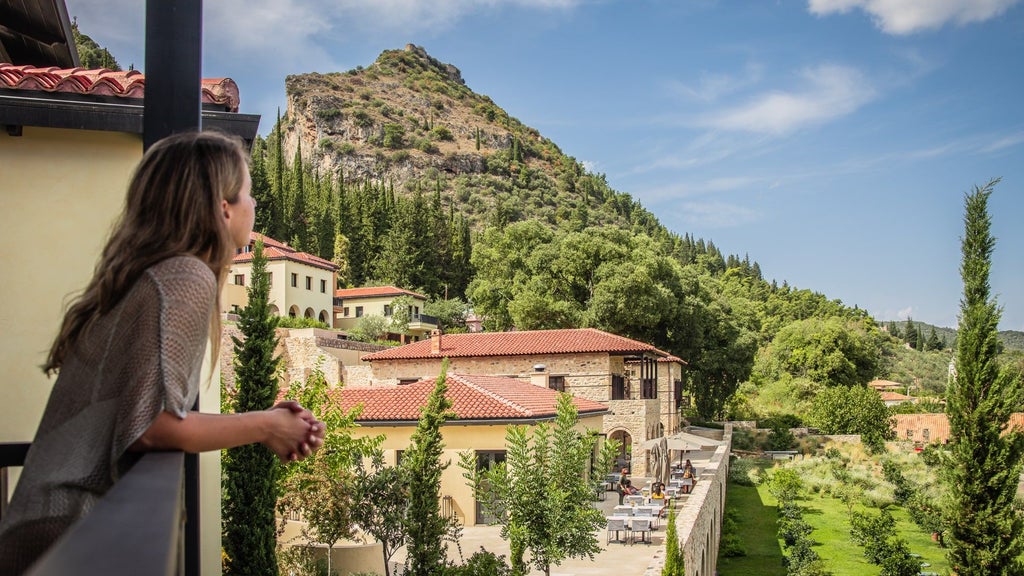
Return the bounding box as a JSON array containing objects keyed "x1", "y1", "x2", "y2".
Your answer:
[{"x1": 68, "y1": 0, "x2": 1023, "y2": 331}]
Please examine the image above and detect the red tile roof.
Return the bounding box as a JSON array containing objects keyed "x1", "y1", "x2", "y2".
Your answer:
[
  {"x1": 868, "y1": 379, "x2": 904, "y2": 390},
  {"x1": 0, "y1": 64, "x2": 241, "y2": 112},
  {"x1": 362, "y1": 328, "x2": 660, "y2": 362},
  {"x1": 325, "y1": 373, "x2": 608, "y2": 422},
  {"x1": 891, "y1": 413, "x2": 1024, "y2": 444},
  {"x1": 335, "y1": 286, "x2": 428, "y2": 300},
  {"x1": 234, "y1": 232, "x2": 337, "y2": 272},
  {"x1": 880, "y1": 391, "x2": 914, "y2": 402}
]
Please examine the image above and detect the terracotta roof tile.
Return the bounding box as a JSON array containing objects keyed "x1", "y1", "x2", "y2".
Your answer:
[
  {"x1": 234, "y1": 232, "x2": 337, "y2": 272},
  {"x1": 0, "y1": 64, "x2": 240, "y2": 112},
  {"x1": 868, "y1": 379, "x2": 904, "y2": 390},
  {"x1": 891, "y1": 412, "x2": 1024, "y2": 444},
  {"x1": 362, "y1": 328, "x2": 659, "y2": 361},
  {"x1": 335, "y1": 286, "x2": 428, "y2": 300},
  {"x1": 880, "y1": 391, "x2": 913, "y2": 402},
  {"x1": 323, "y1": 373, "x2": 608, "y2": 422}
]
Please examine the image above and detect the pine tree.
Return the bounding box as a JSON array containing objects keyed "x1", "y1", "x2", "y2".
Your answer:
[
  {"x1": 945, "y1": 179, "x2": 1024, "y2": 576},
  {"x1": 223, "y1": 240, "x2": 281, "y2": 575},
  {"x1": 904, "y1": 317, "x2": 918, "y2": 349},
  {"x1": 402, "y1": 360, "x2": 460, "y2": 575}
]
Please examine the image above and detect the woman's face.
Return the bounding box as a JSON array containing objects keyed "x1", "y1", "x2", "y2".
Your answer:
[{"x1": 224, "y1": 163, "x2": 255, "y2": 250}]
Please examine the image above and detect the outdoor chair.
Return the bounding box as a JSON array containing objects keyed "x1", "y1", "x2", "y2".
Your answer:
[
  {"x1": 631, "y1": 517, "x2": 653, "y2": 544},
  {"x1": 606, "y1": 517, "x2": 629, "y2": 544},
  {"x1": 625, "y1": 494, "x2": 645, "y2": 506},
  {"x1": 612, "y1": 505, "x2": 633, "y2": 517}
]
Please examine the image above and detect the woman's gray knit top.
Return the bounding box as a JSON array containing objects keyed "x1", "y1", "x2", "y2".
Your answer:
[{"x1": 0, "y1": 256, "x2": 216, "y2": 575}]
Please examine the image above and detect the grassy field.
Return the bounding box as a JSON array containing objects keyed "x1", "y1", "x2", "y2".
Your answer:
[
  {"x1": 718, "y1": 460, "x2": 951, "y2": 576},
  {"x1": 716, "y1": 479, "x2": 786, "y2": 576}
]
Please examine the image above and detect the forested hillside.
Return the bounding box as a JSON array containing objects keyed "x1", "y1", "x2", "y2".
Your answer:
[{"x1": 244, "y1": 45, "x2": 1014, "y2": 422}]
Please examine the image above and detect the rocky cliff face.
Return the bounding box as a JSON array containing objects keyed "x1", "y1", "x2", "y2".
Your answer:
[{"x1": 279, "y1": 44, "x2": 524, "y2": 187}]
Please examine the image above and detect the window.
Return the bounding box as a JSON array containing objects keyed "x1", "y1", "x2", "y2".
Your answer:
[
  {"x1": 641, "y1": 378, "x2": 657, "y2": 400},
  {"x1": 384, "y1": 305, "x2": 392, "y2": 317},
  {"x1": 906, "y1": 429, "x2": 914, "y2": 439},
  {"x1": 320, "y1": 279, "x2": 326, "y2": 293},
  {"x1": 355, "y1": 306, "x2": 363, "y2": 318},
  {"x1": 922, "y1": 429, "x2": 930, "y2": 440},
  {"x1": 290, "y1": 273, "x2": 297, "y2": 287},
  {"x1": 266, "y1": 272, "x2": 272, "y2": 287},
  {"x1": 611, "y1": 375, "x2": 626, "y2": 400},
  {"x1": 306, "y1": 276, "x2": 312, "y2": 290},
  {"x1": 398, "y1": 378, "x2": 419, "y2": 386},
  {"x1": 233, "y1": 274, "x2": 244, "y2": 286},
  {"x1": 343, "y1": 307, "x2": 350, "y2": 317},
  {"x1": 548, "y1": 376, "x2": 565, "y2": 392}
]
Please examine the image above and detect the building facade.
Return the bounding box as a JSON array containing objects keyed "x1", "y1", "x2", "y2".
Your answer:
[
  {"x1": 333, "y1": 286, "x2": 438, "y2": 342},
  {"x1": 223, "y1": 232, "x2": 338, "y2": 324},
  {"x1": 358, "y1": 328, "x2": 683, "y2": 476}
]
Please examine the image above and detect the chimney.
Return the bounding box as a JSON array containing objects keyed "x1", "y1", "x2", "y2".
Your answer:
[
  {"x1": 530, "y1": 364, "x2": 549, "y2": 388},
  {"x1": 430, "y1": 329, "x2": 442, "y2": 355}
]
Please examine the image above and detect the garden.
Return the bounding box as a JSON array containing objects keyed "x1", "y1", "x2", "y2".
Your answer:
[{"x1": 718, "y1": 442, "x2": 950, "y2": 576}]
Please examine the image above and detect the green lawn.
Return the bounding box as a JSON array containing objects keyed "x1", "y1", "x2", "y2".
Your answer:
[
  {"x1": 718, "y1": 470, "x2": 950, "y2": 576},
  {"x1": 717, "y1": 480, "x2": 786, "y2": 576}
]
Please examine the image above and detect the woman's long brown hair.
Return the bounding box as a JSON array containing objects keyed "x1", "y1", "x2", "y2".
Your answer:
[{"x1": 44, "y1": 130, "x2": 249, "y2": 375}]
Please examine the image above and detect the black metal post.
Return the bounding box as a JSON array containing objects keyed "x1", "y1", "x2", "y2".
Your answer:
[
  {"x1": 143, "y1": 0, "x2": 203, "y2": 151},
  {"x1": 143, "y1": 2, "x2": 203, "y2": 574}
]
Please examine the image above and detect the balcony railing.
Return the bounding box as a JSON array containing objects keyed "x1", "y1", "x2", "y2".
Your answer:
[{"x1": 2, "y1": 443, "x2": 193, "y2": 576}]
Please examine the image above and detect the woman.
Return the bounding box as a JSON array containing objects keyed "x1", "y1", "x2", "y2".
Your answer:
[
  {"x1": 649, "y1": 482, "x2": 668, "y2": 517},
  {"x1": 0, "y1": 131, "x2": 324, "y2": 574}
]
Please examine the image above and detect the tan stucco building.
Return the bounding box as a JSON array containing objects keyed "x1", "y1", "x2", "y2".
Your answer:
[
  {"x1": 357, "y1": 329, "x2": 688, "y2": 476},
  {"x1": 333, "y1": 286, "x2": 438, "y2": 342},
  {"x1": 223, "y1": 232, "x2": 338, "y2": 324}
]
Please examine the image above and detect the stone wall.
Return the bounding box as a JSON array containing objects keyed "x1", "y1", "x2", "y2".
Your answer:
[
  {"x1": 644, "y1": 425, "x2": 732, "y2": 576},
  {"x1": 219, "y1": 325, "x2": 387, "y2": 392}
]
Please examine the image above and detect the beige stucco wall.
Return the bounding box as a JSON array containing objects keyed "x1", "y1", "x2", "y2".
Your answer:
[
  {"x1": 0, "y1": 127, "x2": 139, "y2": 445},
  {"x1": 352, "y1": 412, "x2": 605, "y2": 527},
  {"x1": 225, "y1": 259, "x2": 334, "y2": 323},
  {"x1": 0, "y1": 126, "x2": 221, "y2": 575}
]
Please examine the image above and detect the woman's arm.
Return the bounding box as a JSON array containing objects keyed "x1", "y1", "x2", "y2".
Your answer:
[{"x1": 130, "y1": 401, "x2": 324, "y2": 462}]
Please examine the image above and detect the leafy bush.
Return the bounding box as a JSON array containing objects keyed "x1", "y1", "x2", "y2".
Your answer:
[
  {"x1": 430, "y1": 125, "x2": 454, "y2": 141},
  {"x1": 382, "y1": 123, "x2": 406, "y2": 149},
  {"x1": 444, "y1": 548, "x2": 512, "y2": 576},
  {"x1": 732, "y1": 428, "x2": 757, "y2": 451},
  {"x1": 729, "y1": 458, "x2": 758, "y2": 486},
  {"x1": 720, "y1": 509, "x2": 747, "y2": 557},
  {"x1": 768, "y1": 468, "x2": 804, "y2": 503},
  {"x1": 277, "y1": 316, "x2": 330, "y2": 329}
]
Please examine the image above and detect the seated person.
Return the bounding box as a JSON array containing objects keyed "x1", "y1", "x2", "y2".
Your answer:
[{"x1": 649, "y1": 482, "x2": 668, "y2": 517}]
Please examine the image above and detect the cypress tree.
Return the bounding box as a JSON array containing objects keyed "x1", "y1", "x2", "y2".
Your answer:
[
  {"x1": 945, "y1": 179, "x2": 1024, "y2": 576},
  {"x1": 402, "y1": 360, "x2": 459, "y2": 575},
  {"x1": 223, "y1": 240, "x2": 281, "y2": 575}
]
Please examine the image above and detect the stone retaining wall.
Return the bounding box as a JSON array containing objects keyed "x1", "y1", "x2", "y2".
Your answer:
[{"x1": 644, "y1": 425, "x2": 732, "y2": 576}]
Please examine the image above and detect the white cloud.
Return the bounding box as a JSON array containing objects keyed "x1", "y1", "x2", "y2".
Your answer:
[
  {"x1": 702, "y1": 65, "x2": 875, "y2": 135},
  {"x1": 678, "y1": 201, "x2": 760, "y2": 229},
  {"x1": 981, "y1": 131, "x2": 1024, "y2": 154},
  {"x1": 667, "y1": 63, "x2": 764, "y2": 102},
  {"x1": 808, "y1": 0, "x2": 1022, "y2": 34},
  {"x1": 897, "y1": 306, "x2": 914, "y2": 320}
]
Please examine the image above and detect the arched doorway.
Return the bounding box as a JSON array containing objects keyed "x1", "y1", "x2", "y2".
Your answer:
[{"x1": 608, "y1": 429, "x2": 632, "y2": 471}]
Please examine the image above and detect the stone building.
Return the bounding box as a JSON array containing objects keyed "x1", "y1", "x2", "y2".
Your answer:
[{"x1": 357, "y1": 328, "x2": 688, "y2": 476}]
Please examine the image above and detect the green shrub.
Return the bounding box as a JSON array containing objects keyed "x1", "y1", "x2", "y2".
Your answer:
[
  {"x1": 444, "y1": 548, "x2": 512, "y2": 576},
  {"x1": 277, "y1": 316, "x2": 329, "y2": 329},
  {"x1": 729, "y1": 458, "x2": 758, "y2": 486},
  {"x1": 382, "y1": 123, "x2": 405, "y2": 149},
  {"x1": 430, "y1": 125, "x2": 454, "y2": 141},
  {"x1": 337, "y1": 142, "x2": 356, "y2": 155},
  {"x1": 315, "y1": 108, "x2": 343, "y2": 121},
  {"x1": 352, "y1": 109, "x2": 373, "y2": 128},
  {"x1": 720, "y1": 509, "x2": 747, "y2": 557}
]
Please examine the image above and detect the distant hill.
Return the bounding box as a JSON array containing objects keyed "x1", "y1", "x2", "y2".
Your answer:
[
  {"x1": 279, "y1": 44, "x2": 669, "y2": 236},
  {"x1": 881, "y1": 319, "x2": 1024, "y2": 353}
]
